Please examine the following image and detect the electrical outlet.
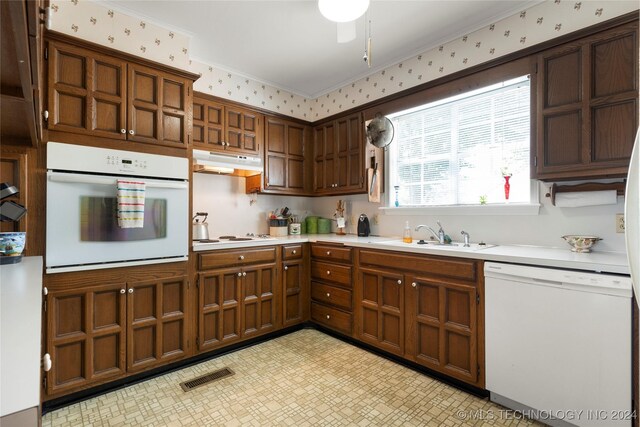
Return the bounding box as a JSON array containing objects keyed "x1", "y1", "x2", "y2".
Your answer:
[
  {"x1": 616, "y1": 213, "x2": 625, "y2": 233},
  {"x1": 372, "y1": 213, "x2": 379, "y2": 225}
]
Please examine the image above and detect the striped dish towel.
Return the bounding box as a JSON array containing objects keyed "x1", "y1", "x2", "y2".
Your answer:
[{"x1": 117, "y1": 180, "x2": 145, "y2": 228}]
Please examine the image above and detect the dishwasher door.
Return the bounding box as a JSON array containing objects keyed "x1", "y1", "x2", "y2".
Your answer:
[{"x1": 485, "y1": 262, "x2": 632, "y2": 427}]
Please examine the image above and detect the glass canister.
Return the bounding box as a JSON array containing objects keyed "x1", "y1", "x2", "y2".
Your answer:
[{"x1": 288, "y1": 223, "x2": 301, "y2": 235}]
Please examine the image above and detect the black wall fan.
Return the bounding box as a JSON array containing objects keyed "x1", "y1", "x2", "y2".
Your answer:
[{"x1": 366, "y1": 113, "x2": 395, "y2": 149}]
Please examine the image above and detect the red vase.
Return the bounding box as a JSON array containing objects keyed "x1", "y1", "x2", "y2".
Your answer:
[{"x1": 503, "y1": 175, "x2": 511, "y2": 200}]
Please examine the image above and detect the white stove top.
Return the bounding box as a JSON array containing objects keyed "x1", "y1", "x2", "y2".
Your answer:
[{"x1": 193, "y1": 234, "x2": 277, "y2": 247}]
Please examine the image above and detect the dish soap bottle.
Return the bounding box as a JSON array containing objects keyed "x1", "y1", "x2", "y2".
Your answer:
[{"x1": 403, "y1": 221, "x2": 412, "y2": 243}]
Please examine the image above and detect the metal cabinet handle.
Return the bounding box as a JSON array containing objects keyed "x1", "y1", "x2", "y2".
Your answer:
[
  {"x1": 326, "y1": 314, "x2": 330, "y2": 320},
  {"x1": 237, "y1": 272, "x2": 242, "y2": 277},
  {"x1": 120, "y1": 289, "x2": 126, "y2": 294},
  {"x1": 326, "y1": 293, "x2": 330, "y2": 298},
  {"x1": 284, "y1": 266, "x2": 288, "y2": 271},
  {"x1": 326, "y1": 251, "x2": 331, "y2": 255},
  {"x1": 128, "y1": 130, "x2": 134, "y2": 135},
  {"x1": 239, "y1": 255, "x2": 245, "y2": 260},
  {"x1": 412, "y1": 282, "x2": 417, "y2": 288},
  {"x1": 397, "y1": 280, "x2": 402, "y2": 285},
  {"x1": 326, "y1": 270, "x2": 331, "y2": 275},
  {"x1": 128, "y1": 288, "x2": 133, "y2": 293},
  {"x1": 292, "y1": 250, "x2": 297, "y2": 255},
  {"x1": 242, "y1": 272, "x2": 246, "y2": 277},
  {"x1": 120, "y1": 129, "x2": 126, "y2": 134}
]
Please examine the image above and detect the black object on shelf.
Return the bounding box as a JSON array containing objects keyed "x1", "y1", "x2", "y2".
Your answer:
[
  {"x1": 0, "y1": 182, "x2": 27, "y2": 222},
  {"x1": 0, "y1": 182, "x2": 27, "y2": 265}
]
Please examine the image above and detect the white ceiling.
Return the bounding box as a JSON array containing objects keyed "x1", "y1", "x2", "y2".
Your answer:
[{"x1": 104, "y1": 0, "x2": 541, "y2": 98}]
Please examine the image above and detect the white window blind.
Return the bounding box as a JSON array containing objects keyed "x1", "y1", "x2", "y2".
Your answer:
[{"x1": 389, "y1": 76, "x2": 531, "y2": 207}]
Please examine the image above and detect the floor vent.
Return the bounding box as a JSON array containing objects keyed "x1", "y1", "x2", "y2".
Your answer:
[{"x1": 179, "y1": 367, "x2": 234, "y2": 392}]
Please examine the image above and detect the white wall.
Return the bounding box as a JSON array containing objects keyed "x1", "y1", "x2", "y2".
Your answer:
[
  {"x1": 193, "y1": 174, "x2": 626, "y2": 252},
  {"x1": 308, "y1": 182, "x2": 627, "y2": 253},
  {"x1": 192, "y1": 173, "x2": 312, "y2": 237}
]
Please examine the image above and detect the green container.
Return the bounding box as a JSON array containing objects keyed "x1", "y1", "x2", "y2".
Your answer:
[
  {"x1": 306, "y1": 216, "x2": 319, "y2": 234},
  {"x1": 300, "y1": 220, "x2": 307, "y2": 234},
  {"x1": 317, "y1": 218, "x2": 331, "y2": 234}
]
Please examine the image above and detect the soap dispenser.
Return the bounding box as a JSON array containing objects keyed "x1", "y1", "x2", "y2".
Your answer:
[{"x1": 403, "y1": 221, "x2": 412, "y2": 243}]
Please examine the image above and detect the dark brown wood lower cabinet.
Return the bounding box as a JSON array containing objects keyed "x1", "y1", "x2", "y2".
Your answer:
[
  {"x1": 282, "y1": 260, "x2": 308, "y2": 327},
  {"x1": 241, "y1": 264, "x2": 277, "y2": 337},
  {"x1": 47, "y1": 283, "x2": 127, "y2": 395},
  {"x1": 405, "y1": 275, "x2": 478, "y2": 385},
  {"x1": 197, "y1": 263, "x2": 277, "y2": 352},
  {"x1": 197, "y1": 269, "x2": 242, "y2": 352},
  {"x1": 45, "y1": 276, "x2": 188, "y2": 385},
  {"x1": 127, "y1": 276, "x2": 188, "y2": 372},
  {"x1": 356, "y1": 267, "x2": 405, "y2": 356}
]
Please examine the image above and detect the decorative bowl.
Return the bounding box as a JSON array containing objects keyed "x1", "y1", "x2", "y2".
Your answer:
[
  {"x1": 0, "y1": 232, "x2": 26, "y2": 257},
  {"x1": 562, "y1": 235, "x2": 602, "y2": 253}
]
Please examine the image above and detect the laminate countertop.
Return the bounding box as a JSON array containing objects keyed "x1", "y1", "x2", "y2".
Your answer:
[
  {"x1": 0, "y1": 256, "x2": 43, "y2": 417},
  {"x1": 193, "y1": 234, "x2": 630, "y2": 275}
]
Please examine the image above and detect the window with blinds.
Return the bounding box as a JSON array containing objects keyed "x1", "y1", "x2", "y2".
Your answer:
[{"x1": 388, "y1": 75, "x2": 531, "y2": 207}]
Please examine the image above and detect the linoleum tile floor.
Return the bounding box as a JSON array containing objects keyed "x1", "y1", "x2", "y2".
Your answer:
[{"x1": 42, "y1": 329, "x2": 539, "y2": 427}]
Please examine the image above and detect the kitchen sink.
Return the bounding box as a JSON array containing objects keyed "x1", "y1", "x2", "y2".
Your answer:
[{"x1": 379, "y1": 240, "x2": 496, "y2": 251}]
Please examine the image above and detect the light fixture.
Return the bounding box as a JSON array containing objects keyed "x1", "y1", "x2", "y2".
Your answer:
[{"x1": 318, "y1": 0, "x2": 370, "y2": 23}]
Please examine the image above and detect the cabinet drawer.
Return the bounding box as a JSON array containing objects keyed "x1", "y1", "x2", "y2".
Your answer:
[
  {"x1": 283, "y1": 244, "x2": 303, "y2": 260},
  {"x1": 311, "y1": 282, "x2": 352, "y2": 310},
  {"x1": 311, "y1": 302, "x2": 352, "y2": 334},
  {"x1": 311, "y1": 244, "x2": 352, "y2": 263},
  {"x1": 311, "y1": 260, "x2": 352, "y2": 287},
  {"x1": 359, "y1": 249, "x2": 478, "y2": 282},
  {"x1": 199, "y1": 247, "x2": 276, "y2": 270}
]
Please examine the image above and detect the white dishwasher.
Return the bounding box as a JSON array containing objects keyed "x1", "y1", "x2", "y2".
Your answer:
[{"x1": 485, "y1": 262, "x2": 632, "y2": 427}]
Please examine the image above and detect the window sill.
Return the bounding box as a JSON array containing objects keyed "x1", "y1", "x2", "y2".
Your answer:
[{"x1": 380, "y1": 203, "x2": 541, "y2": 216}]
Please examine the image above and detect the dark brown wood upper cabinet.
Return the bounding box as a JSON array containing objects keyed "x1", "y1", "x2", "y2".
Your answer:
[
  {"x1": 262, "y1": 116, "x2": 311, "y2": 194},
  {"x1": 314, "y1": 112, "x2": 365, "y2": 195},
  {"x1": 534, "y1": 20, "x2": 638, "y2": 180},
  {"x1": 192, "y1": 94, "x2": 263, "y2": 156},
  {"x1": 47, "y1": 38, "x2": 193, "y2": 148}
]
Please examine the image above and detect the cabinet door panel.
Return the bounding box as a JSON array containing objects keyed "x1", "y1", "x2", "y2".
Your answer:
[
  {"x1": 128, "y1": 65, "x2": 189, "y2": 147},
  {"x1": 356, "y1": 268, "x2": 404, "y2": 356},
  {"x1": 198, "y1": 269, "x2": 240, "y2": 350},
  {"x1": 406, "y1": 276, "x2": 478, "y2": 384},
  {"x1": 127, "y1": 276, "x2": 187, "y2": 372},
  {"x1": 592, "y1": 101, "x2": 637, "y2": 162},
  {"x1": 288, "y1": 158, "x2": 305, "y2": 190},
  {"x1": 592, "y1": 32, "x2": 637, "y2": 97},
  {"x1": 543, "y1": 111, "x2": 582, "y2": 166},
  {"x1": 544, "y1": 48, "x2": 582, "y2": 108},
  {"x1": 47, "y1": 283, "x2": 126, "y2": 395},
  {"x1": 283, "y1": 260, "x2": 308, "y2": 327},
  {"x1": 48, "y1": 41, "x2": 126, "y2": 139},
  {"x1": 288, "y1": 125, "x2": 305, "y2": 156},
  {"x1": 242, "y1": 264, "x2": 277, "y2": 337},
  {"x1": 267, "y1": 119, "x2": 285, "y2": 153},
  {"x1": 267, "y1": 155, "x2": 286, "y2": 188},
  {"x1": 534, "y1": 21, "x2": 638, "y2": 180}
]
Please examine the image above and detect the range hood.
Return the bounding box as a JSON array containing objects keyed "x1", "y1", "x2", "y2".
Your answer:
[{"x1": 192, "y1": 149, "x2": 263, "y2": 177}]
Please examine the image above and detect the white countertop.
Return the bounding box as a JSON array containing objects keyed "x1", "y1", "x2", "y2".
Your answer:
[
  {"x1": 0, "y1": 256, "x2": 43, "y2": 417},
  {"x1": 193, "y1": 234, "x2": 630, "y2": 275}
]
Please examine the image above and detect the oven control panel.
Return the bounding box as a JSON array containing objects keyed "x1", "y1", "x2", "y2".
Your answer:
[
  {"x1": 106, "y1": 156, "x2": 148, "y2": 171},
  {"x1": 47, "y1": 142, "x2": 188, "y2": 180}
]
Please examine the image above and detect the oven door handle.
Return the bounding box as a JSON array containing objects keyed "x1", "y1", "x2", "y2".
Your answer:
[{"x1": 48, "y1": 172, "x2": 188, "y2": 190}]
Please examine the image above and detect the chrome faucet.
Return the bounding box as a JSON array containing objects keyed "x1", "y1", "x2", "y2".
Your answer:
[
  {"x1": 415, "y1": 222, "x2": 446, "y2": 244},
  {"x1": 461, "y1": 230, "x2": 470, "y2": 247}
]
